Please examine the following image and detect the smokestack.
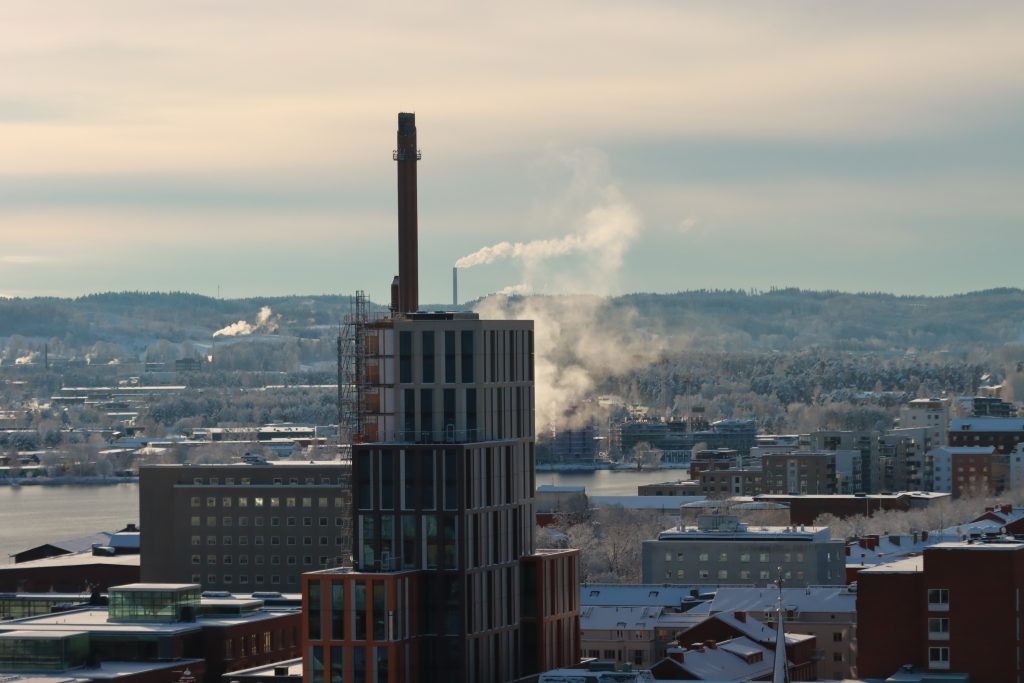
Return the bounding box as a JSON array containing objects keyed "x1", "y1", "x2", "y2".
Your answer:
[
  {"x1": 452, "y1": 267, "x2": 458, "y2": 308},
  {"x1": 394, "y1": 112, "x2": 420, "y2": 313}
]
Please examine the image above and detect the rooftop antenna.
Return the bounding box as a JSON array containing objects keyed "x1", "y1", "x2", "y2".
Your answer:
[{"x1": 772, "y1": 568, "x2": 789, "y2": 683}]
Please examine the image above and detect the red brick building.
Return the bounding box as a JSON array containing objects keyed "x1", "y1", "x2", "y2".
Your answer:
[{"x1": 857, "y1": 539, "x2": 1024, "y2": 682}]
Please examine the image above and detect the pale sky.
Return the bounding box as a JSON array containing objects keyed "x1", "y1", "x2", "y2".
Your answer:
[{"x1": 2, "y1": 1, "x2": 1022, "y2": 302}]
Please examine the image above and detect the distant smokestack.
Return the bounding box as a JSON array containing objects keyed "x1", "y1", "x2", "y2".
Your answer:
[
  {"x1": 452, "y1": 267, "x2": 458, "y2": 308},
  {"x1": 390, "y1": 276, "x2": 400, "y2": 314},
  {"x1": 394, "y1": 112, "x2": 420, "y2": 313}
]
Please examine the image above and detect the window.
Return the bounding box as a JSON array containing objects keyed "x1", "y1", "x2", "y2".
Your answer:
[
  {"x1": 190, "y1": 496, "x2": 200, "y2": 507},
  {"x1": 698, "y1": 569, "x2": 710, "y2": 579},
  {"x1": 928, "y1": 588, "x2": 950, "y2": 610},
  {"x1": 718, "y1": 552, "x2": 728, "y2": 562},
  {"x1": 928, "y1": 646, "x2": 950, "y2": 669},
  {"x1": 191, "y1": 516, "x2": 201, "y2": 526},
  {"x1": 833, "y1": 632, "x2": 844, "y2": 642},
  {"x1": 207, "y1": 497, "x2": 217, "y2": 507},
  {"x1": 739, "y1": 552, "x2": 750, "y2": 562},
  {"x1": 759, "y1": 552, "x2": 770, "y2": 562},
  {"x1": 833, "y1": 652, "x2": 843, "y2": 662},
  {"x1": 664, "y1": 552, "x2": 672, "y2": 562},
  {"x1": 717, "y1": 569, "x2": 728, "y2": 579},
  {"x1": 698, "y1": 552, "x2": 709, "y2": 562},
  {"x1": 191, "y1": 554, "x2": 201, "y2": 565},
  {"x1": 676, "y1": 569, "x2": 685, "y2": 578},
  {"x1": 191, "y1": 535, "x2": 201, "y2": 546},
  {"x1": 222, "y1": 496, "x2": 232, "y2": 508},
  {"x1": 739, "y1": 570, "x2": 751, "y2": 580},
  {"x1": 676, "y1": 552, "x2": 684, "y2": 561},
  {"x1": 928, "y1": 617, "x2": 950, "y2": 639}
]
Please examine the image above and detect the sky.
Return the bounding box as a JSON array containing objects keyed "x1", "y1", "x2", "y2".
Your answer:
[{"x1": 2, "y1": 1, "x2": 1022, "y2": 302}]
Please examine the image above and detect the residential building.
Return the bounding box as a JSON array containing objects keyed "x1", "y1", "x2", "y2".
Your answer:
[
  {"x1": 948, "y1": 417, "x2": 1024, "y2": 454},
  {"x1": 857, "y1": 538, "x2": 1024, "y2": 682},
  {"x1": 640, "y1": 513, "x2": 845, "y2": 587},
  {"x1": 637, "y1": 480, "x2": 701, "y2": 497},
  {"x1": 762, "y1": 451, "x2": 836, "y2": 495},
  {"x1": 707, "y1": 586, "x2": 858, "y2": 680},
  {"x1": 926, "y1": 446, "x2": 1004, "y2": 497},
  {"x1": 808, "y1": 430, "x2": 881, "y2": 493},
  {"x1": 139, "y1": 461, "x2": 353, "y2": 592},
  {"x1": 897, "y1": 398, "x2": 950, "y2": 451},
  {"x1": 698, "y1": 468, "x2": 765, "y2": 497}
]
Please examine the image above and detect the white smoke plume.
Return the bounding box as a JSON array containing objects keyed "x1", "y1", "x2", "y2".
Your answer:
[
  {"x1": 469, "y1": 148, "x2": 672, "y2": 431},
  {"x1": 213, "y1": 306, "x2": 279, "y2": 337},
  {"x1": 15, "y1": 352, "x2": 39, "y2": 365}
]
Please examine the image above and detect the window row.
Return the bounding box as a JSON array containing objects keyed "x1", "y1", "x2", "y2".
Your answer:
[
  {"x1": 191, "y1": 573, "x2": 298, "y2": 586},
  {"x1": 190, "y1": 516, "x2": 349, "y2": 528},
  {"x1": 190, "y1": 496, "x2": 345, "y2": 508},
  {"x1": 190, "y1": 535, "x2": 346, "y2": 547}
]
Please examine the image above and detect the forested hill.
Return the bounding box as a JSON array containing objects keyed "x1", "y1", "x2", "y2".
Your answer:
[{"x1": 1, "y1": 288, "x2": 1023, "y2": 353}]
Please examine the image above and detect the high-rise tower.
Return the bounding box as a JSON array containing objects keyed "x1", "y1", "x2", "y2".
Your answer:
[{"x1": 302, "y1": 115, "x2": 579, "y2": 683}]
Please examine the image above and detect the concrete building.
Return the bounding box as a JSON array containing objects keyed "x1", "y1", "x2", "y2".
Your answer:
[
  {"x1": 761, "y1": 451, "x2": 836, "y2": 495},
  {"x1": 857, "y1": 538, "x2": 1024, "y2": 682},
  {"x1": 139, "y1": 462, "x2": 353, "y2": 592},
  {"x1": 640, "y1": 513, "x2": 845, "y2": 587},
  {"x1": 698, "y1": 468, "x2": 765, "y2": 497},
  {"x1": 898, "y1": 398, "x2": 950, "y2": 451},
  {"x1": 808, "y1": 430, "x2": 881, "y2": 494}
]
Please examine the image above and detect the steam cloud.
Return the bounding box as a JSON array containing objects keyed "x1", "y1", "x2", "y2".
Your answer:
[
  {"x1": 213, "y1": 306, "x2": 279, "y2": 337},
  {"x1": 469, "y1": 148, "x2": 670, "y2": 431}
]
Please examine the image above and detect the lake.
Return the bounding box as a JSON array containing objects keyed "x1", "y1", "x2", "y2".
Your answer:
[{"x1": 0, "y1": 469, "x2": 687, "y2": 562}]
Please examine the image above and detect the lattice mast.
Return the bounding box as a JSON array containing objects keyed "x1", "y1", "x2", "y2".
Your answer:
[{"x1": 338, "y1": 291, "x2": 369, "y2": 453}]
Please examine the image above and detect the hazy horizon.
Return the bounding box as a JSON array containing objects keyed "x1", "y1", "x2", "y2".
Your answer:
[{"x1": 3, "y1": 2, "x2": 1022, "y2": 301}]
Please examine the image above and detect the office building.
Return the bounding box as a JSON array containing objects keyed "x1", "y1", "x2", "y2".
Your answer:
[
  {"x1": 139, "y1": 462, "x2": 352, "y2": 592},
  {"x1": 640, "y1": 513, "x2": 845, "y2": 587}
]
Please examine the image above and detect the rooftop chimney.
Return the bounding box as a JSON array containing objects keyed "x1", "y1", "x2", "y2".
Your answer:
[{"x1": 394, "y1": 112, "x2": 420, "y2": 313}]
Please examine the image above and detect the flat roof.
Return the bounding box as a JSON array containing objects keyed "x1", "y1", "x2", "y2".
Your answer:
[
  {"x1": 929, "y1": 540, "x2": 1024, "y2": 552},
  {"x1": 111, "y1": 583, "x2": 198, "y2": 591},
  {"x1": 858, "y1": 556, "x2": 924, "y2": 574},
  {"x1": 222, "y1": 657, "x2": 302, "y2": 678},
  {"x1": 1, "y1": 552, "x2": 139, "y2": 571}
]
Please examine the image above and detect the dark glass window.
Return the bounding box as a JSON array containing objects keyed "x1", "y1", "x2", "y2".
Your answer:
[
  {"x1": 311, "y1": 645, "x2": 324, "y2": 683},
  {"x1": 420, "y1": 452, "x2": 435, "y2": 510},
  {"x1": 380, "y1": 451, "x2": 394, "y2": 510},
  {"x1": 461, "y1": 330, "x2": 474, "y2": 383},
  {"x1": 402, "y1": 515, "x2": 417, "y2": 569},
  {"x1": 356, "y1": 452, "x2": 372, "y2": 510},
  {"x1": 373, "y1": 583, "x2": 386, "y2": 640},
  {"x1": 404, "y1": 389, "x2": 415, "y2": 439},
  {"x1": 330, "y1": 583, "x2": 344, "y2": 640},
  {"x1": 399, "y1": 331, "x2": 412, "y2": 383},
  {"x1": 443, "y1": 389, "x2": 456, "y2": 437},
  {"x1": 354, "y1": 582, "x2": 367, "y2": 640},
  {"x1": 444, "y1": 331, "x2": 456, "y2": 383},
  {"x1": 422, "y1": 331, "x2": 435, "y2": 383},
  {"x1": 444, "y1": 450, "x2": 457, "y2": 511},
  {"x1": 528, "y1": 330, "x2": 534, "y2": 381},
  {"x1": 420, "y1": 389, "x2": 433, "y2": 441},
  {"x1": 329, "y1": 646, "x2": 344, "y2": 683},
  {"x1": 466, "y1": 389, "x2": 477, "y2": 439},
  {"x1": 307, "y1": 580, "x2": 322, "y2": 640}
]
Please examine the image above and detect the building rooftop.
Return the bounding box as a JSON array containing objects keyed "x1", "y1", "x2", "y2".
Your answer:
[
  {"x1": 110, "y1": 583, "x2": 197, "y2": 592},
  {"x1": 930, "y1": 540, "x2": 1024, "y2": 552},
  {"x1": 857, "y1": 556, "x2": 924, "y2": 574},
  {"x1": 581, "y1": 584, "x2": 715, "y2": 608},
  {"x1": 708, "y1": 586, "x2": 856, "y2": 615},
  {"x1": 950, "y1": 417, "x2": 1024, "y2": 432},
  {"x1": 221, "y1": 657, "x2": 302, "y2": 678},
  {"x1": 590, "y1": 495, "x2": 705, "y2": 511},
  {"x1": 1, "y1": 551, "x2": 139, "y2": 571},
  {"x1": 580, "y1": 605, "x2": 664, "y2": 631},
  {"x1": 665, "y1": 636, "x2": 774, "y2": 681}
]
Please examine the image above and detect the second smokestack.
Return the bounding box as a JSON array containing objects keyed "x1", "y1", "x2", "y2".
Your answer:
[
  {"x1": 452, "y1": 267, "x2": 458, "y2": 308},
  {"x1": 395, "y1": 112, "x2": 420, "y2": 313}
]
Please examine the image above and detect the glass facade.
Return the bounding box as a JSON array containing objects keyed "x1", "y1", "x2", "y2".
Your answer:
[
  {"x1": 0, "y1": 632, "x2": 89, "y2": 671},
  {"x1": 108, "y1": 584, "x2": 200, "y2": 623}
]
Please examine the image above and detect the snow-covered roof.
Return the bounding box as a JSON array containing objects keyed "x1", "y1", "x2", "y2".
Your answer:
[
  {"x1": 580, "y1": 584, "x2": 715, "y2": 607},
  {"x1": 588, "y1": 495, "x2": 705, "y2": 510},
  {"x1": 671, "y1": 636, "x2": 774, "y2": 681},
  {"x1": 708, "y1": 586, "x2": 856, "y2": 616},
  {"x1": 950, "y1": 417, "x2": 1024, "y2": 432},
  {"x1": 580, "y1": 605, "x2": 664, "y2": 631},
  {"x1": 712, "y1": 611, "x2": 815, "y2": 647}
]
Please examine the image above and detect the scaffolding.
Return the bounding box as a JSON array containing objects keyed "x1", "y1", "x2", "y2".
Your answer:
[{"x1": 338, "y1": 291, "x2": 370, "y2": 456}]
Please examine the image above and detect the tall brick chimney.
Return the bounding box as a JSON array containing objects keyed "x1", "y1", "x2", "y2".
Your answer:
[{"x1": 394, "y1": 112, "x2": 420, "y2": 313}]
